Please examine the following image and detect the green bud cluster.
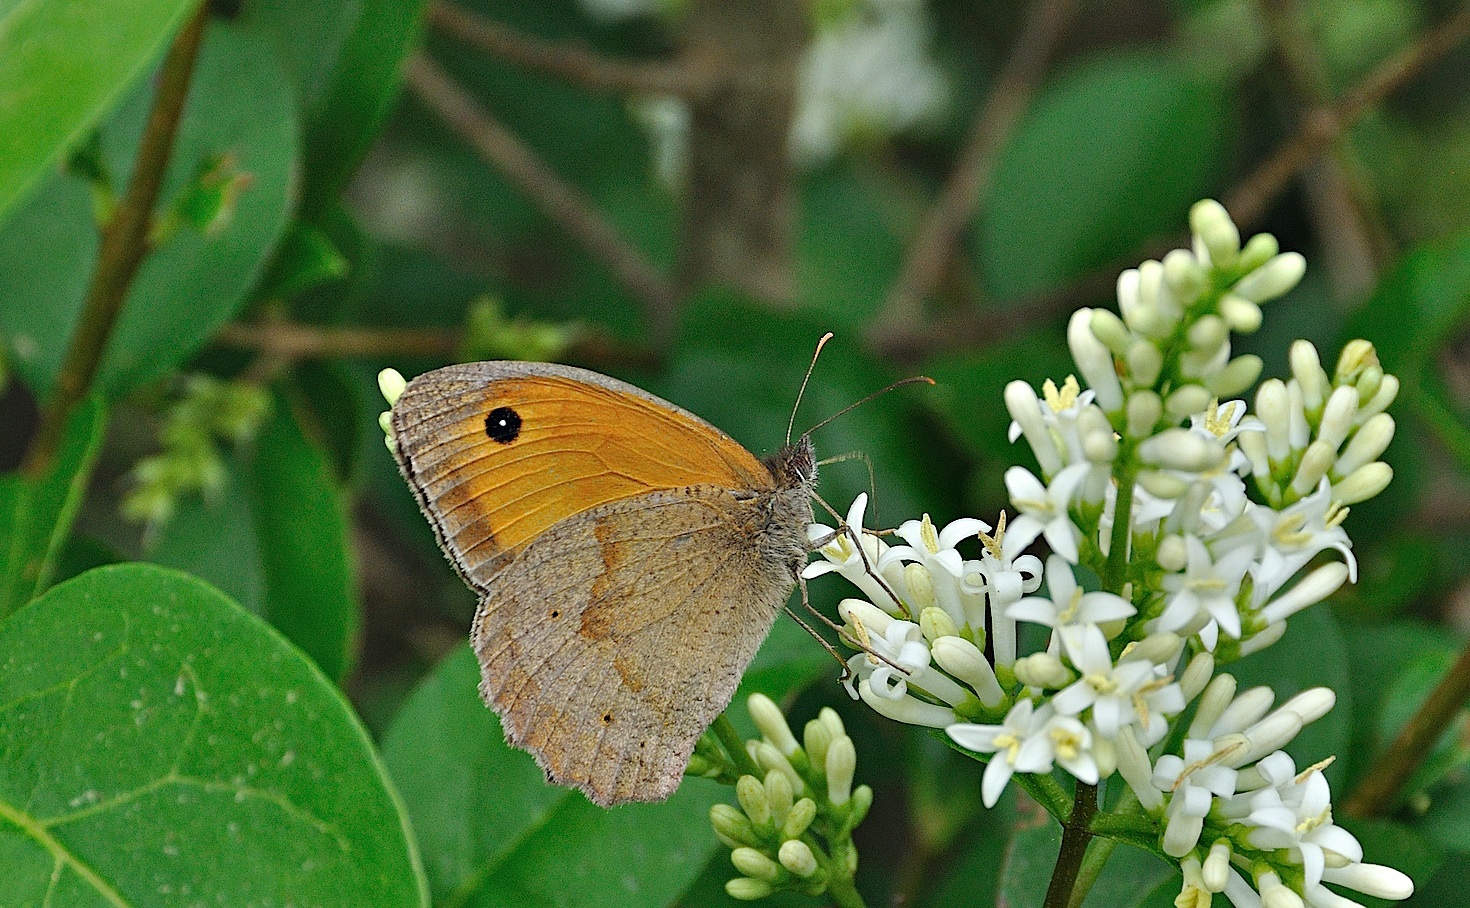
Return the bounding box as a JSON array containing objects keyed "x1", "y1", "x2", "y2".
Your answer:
[
  {"x1": 458, "y1": 296, "x2": 576, "y2": 365},
  {"x1": 121, "y1": 375, "x2": 271, "y2": 527},
  {"x1": 700, "y1": 694, "x2": 872, "y2": 903}
]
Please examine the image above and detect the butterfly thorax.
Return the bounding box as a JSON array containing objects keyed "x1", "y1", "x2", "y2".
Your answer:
[{"x1": 754, "y1": 436, "x2": 817, "y2": 574}]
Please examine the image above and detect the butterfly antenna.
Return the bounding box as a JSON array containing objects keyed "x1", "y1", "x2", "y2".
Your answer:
[
  {"x1": 788, "y1": 332, "x2": 835, "y2": 445},
  {"x1": 801, "y1": 376, "x2": 935, "y2": 439}
]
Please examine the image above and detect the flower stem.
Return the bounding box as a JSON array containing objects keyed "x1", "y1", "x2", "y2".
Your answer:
[
  {"x1": 824, "y1": 846, "x2": 868, "y2": 908},
  {"x1": 20, "y1": 1, "x2": 210, "y2": 480},
  {"x1": 1043, "y1": 783, "x2": 1098, "y2": 908},
  {"x1": 1103, "y1": 463, "x2": 1135, "y2": 592},
  {"x1": 710, "y1": 712, "x2": 763, "y2": 778}
]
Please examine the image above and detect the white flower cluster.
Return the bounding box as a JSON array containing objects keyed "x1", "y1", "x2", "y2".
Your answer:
[
  {"x1": 587, "y1": 0, "x2": 948, "y2": 175},
  {"x1": 806, "y1": 201, "x2": 1411, "y2": 907}
]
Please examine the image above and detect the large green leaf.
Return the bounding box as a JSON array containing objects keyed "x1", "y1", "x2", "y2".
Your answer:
[
  {"x1": 977, "y1": 52, "x2": 1229, "y2": 300},
  {"x1": 0, "y1": 0, "x2": 195, "y2": 221},
  {"x1": 0, "y1": 22, "x2": 297, "y2": 400},
  {"x1": 0, "y1": 563, "x2": 428, "y2": 906},
  {"x1": 0, "y1": 396, "x2": 107, "y2": 616},
  {"x1": 383, "y1": 645, "x2": 721, "y2": 908},
  {"x1": 247, "y1": 401, "x2": 359, "y2": 681}
]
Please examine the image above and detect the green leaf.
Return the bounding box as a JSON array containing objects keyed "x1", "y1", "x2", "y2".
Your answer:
[
  {"x1": 145, "y1": 455, "x2": 266, "y2": 615},
  {"x1": 977, "y1": 52, "x2": 1229, "y2": 300},
  {"x1": 0, "y1": 0, "x2": 195, "y2": 221},
  {"x1": 247, "y1": 400, "x2": 359, "y2": 681},
  {"x1": 0, "y1": 396, "x2": 106, "y2": 616},
  {"x1": 0, "y1": 22, "x2": 297, "y2": 401},
  {"x1": 382, "y1": 645, "x2": 722, "y2": 908},
  {"x1": 0, "y1": 563, "x2": 428, "y2": 906},
  {"x1": 296, "y1": 0, "x2": 428, "y2": 211}
]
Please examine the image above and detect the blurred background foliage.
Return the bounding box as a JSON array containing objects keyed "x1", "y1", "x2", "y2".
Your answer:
[{"x1": 2, "y1": 0, "x2": 1470, "y2": 905}]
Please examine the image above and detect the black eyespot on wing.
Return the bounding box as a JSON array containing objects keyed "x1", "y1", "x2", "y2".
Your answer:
[
  {"x1": 602, "y1": 712, "x2": 613, "y2": 724},
  {"x1": 485, "y1": 406, "x2": 522, "y2": 444}
]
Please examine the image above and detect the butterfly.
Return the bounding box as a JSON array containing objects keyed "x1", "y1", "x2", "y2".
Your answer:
[{"x1": 389, "y1": 360, "x2": 817, "y2": 805}]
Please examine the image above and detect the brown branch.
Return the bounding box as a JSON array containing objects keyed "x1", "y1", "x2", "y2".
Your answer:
[
  {"x1": 428, "y1": 1, "x2": 720, "y2": 99},
  {"x1": 21, "y1": 2, "x2": 210, "y2": 479},
  {"x1": 1259, "y1": 0, "x2": 1387, "y2": 300},
  {"x1": 875, "y1": 6, "x2": 1470, "y2": 362},
  {"x1": 677, "y1": 0, "x2": 808, "y2": 304},
  {"x1": 403, "y1": 53, "x2": 680, "y2": 346},
  {"x1": 881, "y1": 0, "x2": 1079, "y2": 326},
  {"x1": 215, "y1": 320, "x2": 659, "y2": 372},
  {"x1": 1227, "y1": 5, "x2": 1470, "y2": 228},
  {"x1": 1343, "y1": 639, "x2": 1470, "y2": 818},
  {"x1": 217, "y1": 322, "x2": 459, "y2": 360}
]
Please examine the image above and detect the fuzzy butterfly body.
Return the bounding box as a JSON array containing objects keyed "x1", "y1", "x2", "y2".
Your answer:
[{"x1": 390, "y1": 361, "x2": 815, "y2": 805}]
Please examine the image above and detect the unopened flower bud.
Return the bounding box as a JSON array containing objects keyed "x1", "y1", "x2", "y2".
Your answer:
[
  {"x1": 1321, "y1": 862, "x2": 1415, "y2": 899},
  {"x1": 1358, "y1": 373, "x2": 1399, "y2": 420},
  {"x1": 378, "y1": 368, "x2": 407, "y2": 406},
  {"x1": 933, "y1": 636, "x2": 1005, "y2": 706},
  {"x1": 1187, "y1": 315, "x2": 1228, "y2": 352},
  {"x1": 826, "y1": 736, "x2": 857, "y2": 806},
  {"x1": 1089, "y1": 308, "x2": 1132, "y2": 355},
  {"x1": 919, "y1": 606, "x2": 957, "y2": 643},
  {"x1": 1126, "y1": 340, "x2": 1164, "y2": 387},
  {"x1": 1138, "y1": 429, "x2": 1222, "y2": 472},
  {"x1": 1157, "y1": 534, "x2": 1188, "y2": 572},
  {"x1": 725, "y1": 877, "x2": 774, "y2": 900},
  {"x1": 1005, "y1": 381, "x2": 1063, "y2": 476},
  {"x1": 1233, "y1": 252, "x2": 1305, "y2": 303},
  {"x1": 1290, "y1": 341, "x2": 1328, "y2": 413},
  {"x1": 1290, "y1": 440, "x2": 1338, "y2": 496},
  {"x1": 1237, "y1": 232, "x2": 1279, "y2": 272},
  {"x1": 1126, "y1": 390, "x2": 1164, "y2": 439},
  {"x1": 1069, "y1": 309, "x2": 1124, "y2": 412},
  {"x1": 1240, "y1": 711, "x2": 1304, "y2": 764},
  {"x1": 749, "y1": 693, "x2": 799, "y2": 756},
  {"x1": 1189, "y1": 673, "x2": 1238, "y2": 738},
  {"x1": 736, "y1": 775, "x2": 771, "y2": 826},
  {"x1": 1013, "y1": 652, "x2": 1071, "y2": 689},
  {"x1": 904, "y1": 564, "x2": 936, "y2": 610},
  {"x1": 1277, "y1": 687, "x2": 1336, "y2": 725},
  {"x1": 1202, "y1": 839, "x2": 1232, "y2": 891},
  {"x1": 1115, "y1": 726, "x2": 1162, "y2": 809},
  {"x1": 1318, "y1": 386, "x2": 1361, "y2": 449},
  {"x1": 731, "y1": 847, "x2": 783, "y2": 883},
  {"x1": 1162, "y1": 248, "x2": 1207, "y2": 304},
  {"x1": 1335, "y1": 413, "x2": 1394, "y2": 475},
  {"x1": 711, "y1": 804, "x2": 760, "y2": 848},
  {"x1": 1333, "y1": 462, "x2": 1393, "y2": 504},
  {"x1": 1207, "y1": 355, "x2": 1263, "y2": 398},
  {"x1": 1335, "y1": 338, "x2": 1379, "y2": 384},
  {"x1": 764, "y1": 770, "x2": 794, "y2": 827},
  {"x1": 1137, "y1": 469, "x2": 1190, "y2": 499},
  {"x1": 1078, "y1": 406, "x2": 1118, "y2": 462},
  {"x1": 779, "y1": 839, "x2": 819, "y2": 878},
  {"x1": 1261, "y1": 562, "x2": 1349, "y2": 624},
  {"x1": 1165, "y1": 384, "x2": 1213, "y2": 420},
  {"x1": 1190, "y1": 199, "x2": 1240, "y2": 270},
  {"x1": 1179, "y1": 651, "x2": 1215, "y2": 703},
  {"x1": 1217, "y1": 293, "x2": 1262, "y2": 333},
  {"x1": 782, "y1": 797, "x2": 818, "y2": 839}
]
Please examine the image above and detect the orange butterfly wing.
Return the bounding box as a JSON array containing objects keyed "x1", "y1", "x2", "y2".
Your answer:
[{"x1": 390, "y1": 361, "x2": 774, "y2": 592}]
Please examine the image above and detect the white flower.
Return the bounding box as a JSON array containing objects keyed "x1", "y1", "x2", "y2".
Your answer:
[
  {"x1": 1153, "y1": 738, "x2": 1242, "y2": 857},
  {"x1": 805, "y1": 493, "x2": 905, "y2": 612},
  {"x1": 1156, "y1": 535, "x2": 1256, "y2": 641},
  {"x1": 1007, "y1": 555, "x2": 1135, "y2": 641},
  {"x1": 885, "y1": 513, "x2": 988, "y2": 629},
  {"x1": 1233, "y1": 754, "x2": 1361, "y2": 890},
  {"x1": 1248, "y1": 480, "x2": 1355, "y2": 597},
  {"x1": 1052, "y1": 625, "x2": 1184, "y2": 745},
  {"x1": 947, "y1": 698, "x2": 1055, "y2": 807},
  {"x1": 1003, "y1": 464, "x2": 1090, "y2": 562}
]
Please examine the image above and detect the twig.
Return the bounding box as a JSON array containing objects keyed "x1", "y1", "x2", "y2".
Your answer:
[
  {"x1": 428, "y1": 1, "x2": 720, "y2": 99},
  {"x1": 1258, "y1": 0, "x2": 1386, "y2": 300},
  {"x1": 21, "y1": 2, "x2": 210, "y2": 479},
  {"x1": 1226, "y1": 5, "x2": 1470, "y2": 227},
  {"x1": 215, "y1": 319, "x2": 659, "y2": 371},
  {"x1": 1343, "y1": 638, "x2": 1470, "y2": 818},
  {"x1": 217, "y1": 322, "x2": 458, "y2": 359},
  {"x1": 1044, "y1": 782, "x2": 1098, "y2": 908},
  {"x1": 883, "y1": 0, "x2": 1079, "y2": 325},
  {"x1": 403, "y1": 53, "x2": 681, "y2": 346},
  {"x1": 873, "y1": 7, "x2": 1470, "y2": 361}
]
